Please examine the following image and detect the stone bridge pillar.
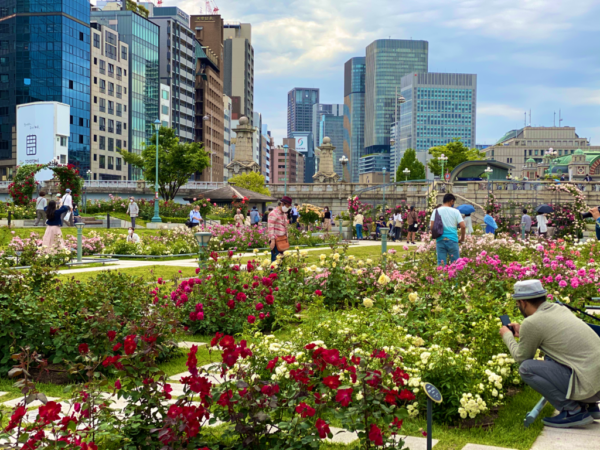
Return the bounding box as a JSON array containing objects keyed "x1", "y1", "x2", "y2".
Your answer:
[{"x1": 313, "y1": 137, "x2": 340, "y2": 183}]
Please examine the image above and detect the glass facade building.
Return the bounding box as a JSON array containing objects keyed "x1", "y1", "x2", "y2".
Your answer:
[
  {"x1": 343, "y1": 57, "x2": 365, "y2": 183},
  {"x1": 0, "y1": 0, "x2": 91, "y2": 178},
  {"x1": 91, "y1": 8, "x2": 159, "y2": 180},
  {"x1": 319, "y1": 114, "x2": 344, "y2": 178},
  {"x1": 287, "y1": 87, "x2": 319, "y2": 138},
  {"x1": 398, "y1": 73, "x2": 477, "y2": 175},
  {"x1": 364, "y1": 40, "x2": 428, "y2": 172},
  {"x1": 312, "y1": 103, "x2": 343, "y2": 149}
]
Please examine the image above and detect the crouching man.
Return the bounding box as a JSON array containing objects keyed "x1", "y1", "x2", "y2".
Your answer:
[{"x1": 500, "y1": 280, "x2": 600, "y2": 428}]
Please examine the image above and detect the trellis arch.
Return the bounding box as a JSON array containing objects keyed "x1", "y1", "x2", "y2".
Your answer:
[{"x1": 8, "y1": 163, "x2": 83, "y2": 206}]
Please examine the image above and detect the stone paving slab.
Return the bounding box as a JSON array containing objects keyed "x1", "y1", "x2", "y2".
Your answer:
[
  {"x1": 325, "y1": 427, "x2": 436, "y2": 448},
  {"x1": 530, "y1": 420, "x2": 600, "y2": 449},
  {"x1": 461, "y1": 444, "x2": 517, "y2": 450},
  {"x1": 2, "y1": 396, "x2": 60, "y2": 408},
  {"x1": 0, "y1": 391, "x2": 7, "y2": 397}
]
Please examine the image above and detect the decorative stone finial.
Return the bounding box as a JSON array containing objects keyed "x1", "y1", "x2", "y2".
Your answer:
[
  {"x1": 323, "y1": 137, "x2": 331, "y2": 145},
  {"x1": 239, "y1": 116, "x2": 249, "y2": 125}
]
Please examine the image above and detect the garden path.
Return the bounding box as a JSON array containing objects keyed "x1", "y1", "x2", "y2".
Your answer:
[{"x1": 530, "y1": 417, "x2": 600, "y2": 449}]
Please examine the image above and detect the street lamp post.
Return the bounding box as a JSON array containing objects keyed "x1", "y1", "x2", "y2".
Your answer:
[
  {"x1": 484, "y1": 166, "x2": 494, "y2": 205},
  {"x1": 203, "y1": 114, "x2": 214, "y2": 183},
  {"x1": 84, "y1": 170, "x2": 91, "y2": 214},
  {"x1": 438, "y1": 154, "x2": 448, "y2": 182},
  {"x1": 151, "y1": 119, "x2": 162, "y2": 223},
  {"x1": 382, "y1": 166, "x2": 387, "y2": 213},
  {"x1": 339, "y1": 155, "x2": 348, "y2": 182},
  {"x1": 403, "y1": 168, "x2": 410, "y2": 181},
  {"x1": 283, "y1": 144, "x2": 289, "y2": 196}
]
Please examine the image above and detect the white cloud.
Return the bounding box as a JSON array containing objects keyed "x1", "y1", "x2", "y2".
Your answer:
[{"x1": 478, "y1": 103, "x2": 526, "y2": 118}]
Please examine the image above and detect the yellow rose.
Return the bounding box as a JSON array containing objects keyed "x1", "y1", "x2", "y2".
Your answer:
[
  {"x1": 320, "y1": 254, "x2": 327, "y2": 261},
  {"x1": 363, "y1": 298, "x2": 374, "y2": 308},
  {"x1": 366, "y1": 259, "x2": 373, "y2": 265},
  {"x1": 408, "y1": 292, "x2": 418, "y2": 303},
  {"x1": 378, "y1": 273, "x2": 391, "y2": 285}
]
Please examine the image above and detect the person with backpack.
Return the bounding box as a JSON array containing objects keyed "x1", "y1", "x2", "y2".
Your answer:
[
  {"x1": 250, "y1": 206, "x2": 261, "y2": 225},
  {"x1": 430, "y1": 193, "x2": 466, "y2": 266}
]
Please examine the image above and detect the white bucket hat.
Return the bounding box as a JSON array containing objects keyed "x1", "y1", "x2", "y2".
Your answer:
[{"x1": 513, "y1": 280, "x2": 547, "y2": 300}]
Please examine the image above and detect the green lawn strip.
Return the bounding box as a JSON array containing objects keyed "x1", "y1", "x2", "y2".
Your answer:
[
  {"x1": 158, "y1": 345, "x2": 218, "y2": 379},
  {"x1": 60, "y1": 263, "x2": 117, "y2": 270},
  {"x1": 58, "y1": 265, "x2": 198, "y2": 283}
]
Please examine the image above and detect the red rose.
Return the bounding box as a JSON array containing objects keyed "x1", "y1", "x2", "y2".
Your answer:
[
  {"x1": 266, "y1": 357, "x2": 279, "y2": 372},
  {"x1": 78, "y1": 343, "x2": 89, "y2": 354},
  {"x1": 323, "y1": 375, "x2": 341, "y2": 390},
  {"x1": 124, "y1": 335, "x2": 137, "y2": 355},
  {"x1": 247, "y1": 315, "x2": 256, "y2": 324},
  {"x1": 368, "y1": 423, "x2": 383, "y2": 446},
  {"x1": 315, "y1": 418, "x2": 331, "y2": 439},
  {"x1": 39, "y1": 401, "x2": 62, "y2": 424},
  {"x1": 295, "y1": 402, "x2": 316, "y2": 418},
  {"x1": 107, "y1": 330, "x2": 117, "y2": 342},
  {"x1": 315, "y1": 289, "x2": 322, "y2": 296},
  {"x1": 335, "y1": 388, "x2": 353, "y2": 406}
]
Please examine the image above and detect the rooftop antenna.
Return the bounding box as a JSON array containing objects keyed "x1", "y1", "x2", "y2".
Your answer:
[{"x1": 559, "y1": 109, "x2": 563, "y2": 127}]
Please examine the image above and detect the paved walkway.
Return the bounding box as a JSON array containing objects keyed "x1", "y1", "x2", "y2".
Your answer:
[{"x1": 56, "y1": 240, "x2": 421, "y2": 276}]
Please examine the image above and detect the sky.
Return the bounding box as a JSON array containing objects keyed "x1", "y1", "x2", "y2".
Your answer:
[{"x1": 165, "y1": 0, "x2": 600, "y2": 147}]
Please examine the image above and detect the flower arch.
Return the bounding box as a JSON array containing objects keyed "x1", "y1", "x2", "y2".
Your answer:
[{"x1": 8, "y1": 163, "x2": 82, "y2": 206}]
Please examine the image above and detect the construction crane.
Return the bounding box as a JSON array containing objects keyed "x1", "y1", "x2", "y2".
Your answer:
[{"x1": 204, "y1": 0, "x2": 219, "y2": 14}]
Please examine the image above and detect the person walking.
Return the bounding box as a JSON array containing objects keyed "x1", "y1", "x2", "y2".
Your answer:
[
  {"x1": 61, "y1": 189, "x2": 74, "y2": 227},
  {"x1": 323, "y1": 206, "x2": 332, "y2": 232},
  {"x1": 464, "y1": 214, "x2": 474, "y2": 236},
  {"x1": 262, "y1": 207, "x2": 272, "y2": 224},
  {"x1": 42, "y1": 200, "x2": 70, "y2": 250},
  {"x1": 430, "y1": 194, "x2": 466, "y2": 266},
  {"x1": 521, "y1": 209, "x2": 532, "y2": 238},
  {"x1": 244, "y1": 211, "x2": 252, "y2": 227},
  {"x1": 126, "y1": 227, "x2": 141, "y2": 243},
  {"x1": 189, "y1": 205, "x2": 203, "y2": 228},
  {"x1": 353, "y1": 211, "x2": 364, "y2": 240},
  {"x1": 537, "y1": 212, "x2": 548, "y2": 237},
  {"x1": 500, "y1": 280, "x2": 600, "y2": 428},
  {"x1": 73, "y1": 205, "x2": 81, "y2": 223},
  {"x1": 484, "y1": 210, "x2": 498, "y2": 235},
  {"x1": 392, "y1": 209, "x2": 403, "y2": 242},
  {"x1": 126, "y1": 197, "x2": 139, "y2": 228},
  {"x1": 250, "y1": 206, "x2": 261, "y2": 225},
  {"x1": 268, "y1": 196, "x2": 292, "y2": 262},
  {"x1": 291, "y1": 203, "x2": 300, "y2": 224},
  {"x1": 234, "y1": 208, "x2": 244, "y2": 228},
  {"x1": 406, "y1": 206, "x2": 418, "y2": 244},
  {"x1": 34, "y1": 191, "x2": 47, "y2": 226}
]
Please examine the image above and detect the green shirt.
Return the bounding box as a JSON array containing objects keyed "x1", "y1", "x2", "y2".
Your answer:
[{"x1": 502, "y1": 302, "x2": 600, "y2": 400}]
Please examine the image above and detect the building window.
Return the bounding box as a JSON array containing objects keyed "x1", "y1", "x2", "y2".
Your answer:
[
  {"x1": 108, "y1": 138, "x2": 114, "y2": 152},
  {"x1": 68, "y1": 80, "x2": 73, "y2": 89},
  {"x1": 0, "y1": 74, "x2": 7, "y2": 83},
  {"x1": 116, "y1": 122, "x2": 122, "y2": 135},
  {"x1": 108, "y1": 82, "x2": 114, "y2": 96},
  {"x1": 99, "y1": 60, "x2": 105, "y2": 73},
  {"x1": 108, "y1": 156, "x2": 114, "y2": 170},
  {"x1": 60, "y1": 136, "x2": 67, "y2": 146},
  {"x1": 116, "y1": 67, "x2": 122, "y2": 78},
  {"x1": 116, "y1": 157, "x2": 122, "y2": 171},
  {"x1": 108, "y1": 63, "x2": 114, "y2": 75},
  {"x1": 93, "y1": 153, "x2": 97, "y2": 161},
  {"x1": 116, "y1": 139, "x2": 122, "y2": 150},
  {"x1": 93, "y1": 33, "x2": 100, "y2": 49},
  {"x1": 108, "y1": 119, "x2": 114, "y2": 133},
  {"x1": 93, "y1": 135, "x2": 97, "y2": 142},
  {"x1": 108, "y1": 101, "x2": 114, "y2": 114},
  {"x1": 99, "y1": 117, "x2": 105, "y2": 131},
  {"x1": 162, "y1": 90, "x2": 169, "y2": 100},
  {"x1": 121, "y1": 46, "x2": 127, "y2": 60},
  {"x1": 106, "y1": 43, "x2": 117, "y2": 60},
  {"x1": 116, "y1": 103, "x2": 122, "y2": 117},
  {"x1": 99, "y1": 136, "x2": 105, "y2": 150},
  {"x1": 162, "y1": 105, "x2": 169, "y2": 115},
  {"x1": 99, "y1": 155, "x2": 105, "y2": 168}
]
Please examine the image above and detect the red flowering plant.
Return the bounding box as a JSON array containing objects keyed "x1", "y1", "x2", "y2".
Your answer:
[
  {"x1": 209, "y1": 332, "x2": 411, "y2": 449},
  {"x1": 166, "y1": 251, "x2": 279, "y2": 335},
  {"x1": 7, "y1": 164, "x2": 43, "y2": 206}
]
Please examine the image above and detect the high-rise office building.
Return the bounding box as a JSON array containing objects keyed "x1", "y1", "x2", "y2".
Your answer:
[
  {"x1": 223, "y1": 94, "x2": 232, "y2": 181},
  {"x1": 398, "y1": 73, "x2": 477, "y2": 174},
  {"x1": 319, "y1": 115, "x2": 345, "y2": 178},
  {"x1": 343, "y1": 57, "x2": 366, "y2": 183},
  {"x1": 287, "y1": 88, "x2": 319, "y2": 138},
  {"x1": 191, "y1": 14, "x2": 224, "y2": 182},
  {"x1": 223, "y1": 22, "x2": 254, "y2": 124},
  {"x1": 277, "y1": 141, "x2": 305, "y2": 184},
  {"x1": 90, "y1": 24, "x2": 129, "y2": 180},
  {"x1": 253, "y1": 111, "x2": 261, "y2": 170},
  {"x1": 260, "y1": 124, "x2": 271, "y2": 182},
  {"x1": 0, "y1": 0, "x2": 91, "y2": 179},
  {"x1": 91, "y1": 5, "x2": 160, "y2": 180},
  {"x1": 312, "y1": 103, "x2": 343, "y2": 148},
  {"x1": 140, "y1": 4, "x2": 197, "y2": 143},
  {"x1": 364, "y1": 39, "x2": 428, "y2": 173},
  {"x1": 289, "y1": 131, "x2": 315, "y2": 182}
]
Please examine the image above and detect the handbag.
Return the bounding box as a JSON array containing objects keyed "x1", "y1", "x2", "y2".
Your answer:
[
  {"x1": 394, "y1": 220, "x2": 402, "y2": 227},
  {"x1": 275, "y1": 235, "x2": 290, "y2": 252}
]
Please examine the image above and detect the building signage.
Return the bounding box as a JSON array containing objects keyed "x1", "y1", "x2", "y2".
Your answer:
[{"x1": 296, "y1": 137, "x2": 307, "y2": 153}]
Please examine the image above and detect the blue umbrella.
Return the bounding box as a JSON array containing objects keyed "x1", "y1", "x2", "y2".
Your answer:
[
  {"x1": 536, "y1": 204, "x2": 554, "y2": 214},
  {"x1": 457, "y1": 204, "x2": 476, "y2": 215}
]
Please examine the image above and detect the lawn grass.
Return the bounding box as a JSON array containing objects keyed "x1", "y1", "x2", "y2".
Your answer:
[{"x1": 57, "y1": 264, "x2": 198, "y2": 283}]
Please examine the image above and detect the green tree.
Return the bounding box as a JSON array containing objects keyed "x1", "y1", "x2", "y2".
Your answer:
[
  {"x1": 427, "y1": 138, "x2": 485, "y2": 177},
  {"x1": 395, "y1": 149, "x2": 426, "y2": 181},
  {"x1": 228, "y1": 172, "x2": 270, "y2": 196},
  {"x1": 119, "y1": 127, "x2": 210, "y2": 201}
]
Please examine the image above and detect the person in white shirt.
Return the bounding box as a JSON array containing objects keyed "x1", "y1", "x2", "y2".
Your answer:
[
  {"x1": 430, "y1": 194, "x2": 466, "y2": 266},
  {"x1": 34, "y1": 191, "x2": 47, "y2": 226},
  {"x1": 126, "y1": 227, "x2": 140, "y2": 243},
  {"x1": 392, "y1": 210, "x2": 403, "y2": 241},
  {"x1": 463, "y1": 214, "x2": 474, "y2": 235},
  {"x1": 60, "y1": 189, "x2": 74, "y2": 227},
  {"x1": 537, "y1": 213, "x2": 548, "y2": 237},
  {"x1": 126, "y1": 197, "x2": 139, "y2": 228}
]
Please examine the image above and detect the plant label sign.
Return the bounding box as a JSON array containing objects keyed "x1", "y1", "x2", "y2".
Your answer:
[{"x1": 424, "y1": 382, "x2": 443, "y2": 404}]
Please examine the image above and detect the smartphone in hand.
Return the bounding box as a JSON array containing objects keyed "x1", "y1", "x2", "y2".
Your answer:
[{"x1": 500, "y1": 315, "x2": 514, "y2": 334}]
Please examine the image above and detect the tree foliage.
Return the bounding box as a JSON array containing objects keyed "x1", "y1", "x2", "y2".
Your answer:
[
  {"x1": 395, "y1": 149, "x2": 426, "y2": 181},
  {"x1": 119, "y1": 127, "x2": 210, "y2": 201},
  {"x1": 228, "y1": 172, "x2": 270, "y2": 196},
  {"x1": 427, "y1": 138, "x2": 485, "y2": 177}
]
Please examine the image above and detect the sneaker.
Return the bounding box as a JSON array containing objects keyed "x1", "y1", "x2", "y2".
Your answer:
[
  {"x1": 587, "y1": 404, "x2": 600, "y2": 420},
  {"x1": 542, "y1": 410, "x2": 594, "y2": 428}
]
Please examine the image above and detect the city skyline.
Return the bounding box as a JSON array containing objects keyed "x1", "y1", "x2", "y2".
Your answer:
[{"x1": 166, "y1": 0, "x2": 600, "y2": 148}]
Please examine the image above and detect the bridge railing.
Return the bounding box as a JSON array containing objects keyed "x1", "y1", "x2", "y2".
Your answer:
[{"x1": 79, "y1": 180, "x2": 226, "y2": 190}]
